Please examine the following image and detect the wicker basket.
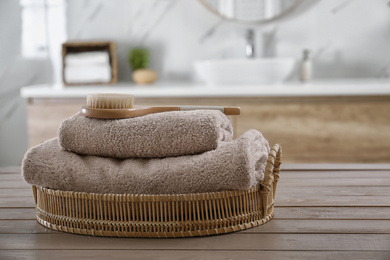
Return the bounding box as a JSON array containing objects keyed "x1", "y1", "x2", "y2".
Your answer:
[{"x1": 32, "y1": 144, "x2": 281, "y2": 238}]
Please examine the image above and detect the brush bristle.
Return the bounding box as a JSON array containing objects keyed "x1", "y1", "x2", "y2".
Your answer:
[{"x1": 87, "y1": 93, "x2": 134, "y2": 109}]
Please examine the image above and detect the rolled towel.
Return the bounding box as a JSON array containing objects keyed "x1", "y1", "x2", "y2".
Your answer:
[
  {"x1": 22, "y1": 129, "x2": 270, "y2": 195},
  {"x1": 58, "y1": 110, "x2": 233, "y2": 158}
]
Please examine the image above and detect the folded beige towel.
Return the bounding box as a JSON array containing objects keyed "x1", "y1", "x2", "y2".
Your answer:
[
  {"x1": 58, "y1": 110, "x2": 233, "y2": 158},
  {"x1": 22, "y1": 129, "x2": 270, "y2": 195}
]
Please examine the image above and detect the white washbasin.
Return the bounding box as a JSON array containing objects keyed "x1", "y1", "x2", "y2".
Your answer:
[{"x1": 194, "y1": 58, "x2": 296, "y2": 85}]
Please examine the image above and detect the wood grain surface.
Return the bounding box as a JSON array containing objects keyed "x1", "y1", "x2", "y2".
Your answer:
[
  {"x1": 236, "y1": 102, "x2": 390, "y2": 163},
  {"x1": 1, "y1": 164, "x2": 390, "y2": 259}
]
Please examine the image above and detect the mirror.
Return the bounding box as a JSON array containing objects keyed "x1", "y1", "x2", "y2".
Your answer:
[{"x1": 200, "y1": 0, "x2": 303, "y2": 23}]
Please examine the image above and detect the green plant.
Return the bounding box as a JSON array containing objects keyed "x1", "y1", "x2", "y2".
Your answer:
[{"x1": 128, "y1": 48, "x2": 149, "y2": 71}]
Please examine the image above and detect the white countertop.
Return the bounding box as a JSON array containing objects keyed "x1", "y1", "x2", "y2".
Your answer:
[{"x1": 20, "y1": 79, "x2": 390, "y2": 99}]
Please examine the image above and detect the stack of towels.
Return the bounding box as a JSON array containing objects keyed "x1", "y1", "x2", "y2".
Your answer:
[
  {"x1": 64, "y1": 51, "x2": 112, "y2": 84},
  {"x1": 22, "y1": 110, "x2": 270, "y2": 195}
]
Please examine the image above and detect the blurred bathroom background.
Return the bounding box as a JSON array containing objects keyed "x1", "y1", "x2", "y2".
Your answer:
[{"x1": 1, "y1": 0, "x2": 389, "y2": 166}]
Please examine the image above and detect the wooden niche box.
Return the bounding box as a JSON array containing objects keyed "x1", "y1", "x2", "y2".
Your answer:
[{"x1": 62, "y1": 41, "x2": 118, "y2": 85}]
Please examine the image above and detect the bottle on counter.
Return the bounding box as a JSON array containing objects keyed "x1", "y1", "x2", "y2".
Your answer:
[{"x1": 300, "y1": 49, "x2": 312, "y2": 82}]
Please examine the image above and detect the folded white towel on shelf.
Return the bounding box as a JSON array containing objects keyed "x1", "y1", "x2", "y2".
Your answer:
[
  {"x1": 64, "y1": 65, "x2": 112, "y2": 83},
  {"x1": 65, "y1": 51, "x2": 110, "y2": 66}
]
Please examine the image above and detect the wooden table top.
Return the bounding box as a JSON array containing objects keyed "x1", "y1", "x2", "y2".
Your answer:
[{"x1": 0, "y1": 164, "x2": 389, "y2": 259}]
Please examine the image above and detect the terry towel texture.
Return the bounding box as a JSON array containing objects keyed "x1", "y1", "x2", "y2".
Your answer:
[
  {"x1": 22, "y1": 129, "x2": 269, "y2": 195},
  {"x1": 58, "y1": 110, "x2": 233, "y2": 159}
]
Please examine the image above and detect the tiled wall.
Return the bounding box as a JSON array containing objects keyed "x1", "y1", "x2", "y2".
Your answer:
[{"x1": 66, "y1": 0, "x2": 390, "y2": 81}]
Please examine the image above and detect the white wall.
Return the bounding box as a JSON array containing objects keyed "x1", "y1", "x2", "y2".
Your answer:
[
  {"x1": 0, "y1": 0, "x2": 52, "y2": 166},
  {"x1": 0, "y1": 0, "x2": 389, "y2": 166}
]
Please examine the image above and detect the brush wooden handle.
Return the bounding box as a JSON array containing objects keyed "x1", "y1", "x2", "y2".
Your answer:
[
  {"x1": 178, "y1": 105, "x2": 240, "y2": 115},
  {"x1": 81, "y1": 105, "x2": 240, "y2": 119}
]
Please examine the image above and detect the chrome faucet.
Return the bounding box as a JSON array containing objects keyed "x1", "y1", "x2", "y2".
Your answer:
[{"x1": 245, "y1": 29, "x2": 255, "y2": 58}]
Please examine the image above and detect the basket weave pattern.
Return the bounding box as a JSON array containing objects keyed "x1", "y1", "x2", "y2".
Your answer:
[{"x1": 32, "y1": 144, "x2": 281, "y2": 238}]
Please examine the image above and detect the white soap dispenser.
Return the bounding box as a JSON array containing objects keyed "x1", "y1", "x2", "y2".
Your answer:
[{"x1": 300, "y1": 49, "x2": 312, "y2": 82}]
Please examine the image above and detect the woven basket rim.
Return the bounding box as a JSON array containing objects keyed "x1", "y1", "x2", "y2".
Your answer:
[{"x1": 36, "y1": 184, "x2": 261, "y2": 201}]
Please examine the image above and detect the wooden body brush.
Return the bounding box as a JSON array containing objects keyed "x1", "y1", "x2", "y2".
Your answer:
[{"x1": 81, "y1": 93, "x2": 240, "y2": 119}]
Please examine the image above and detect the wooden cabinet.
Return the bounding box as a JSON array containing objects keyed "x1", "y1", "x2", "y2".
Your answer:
[
  {"x1": 235, "y1": 97, "x2": 390, "y2": 163},
  {"x1": 27, "y1": 95, "x2": 390, "y2": 163}
]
